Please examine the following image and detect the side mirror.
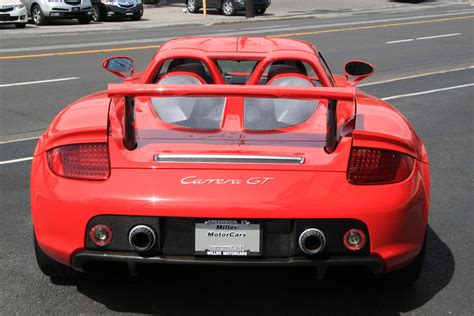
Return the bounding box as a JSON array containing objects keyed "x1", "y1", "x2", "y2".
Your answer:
[
  {"x1": 344, "y1": 60, "x2": 375, "y2": 85},
  {"x1": 102, "y1": 56, "x2": 135, "y2": 79}
]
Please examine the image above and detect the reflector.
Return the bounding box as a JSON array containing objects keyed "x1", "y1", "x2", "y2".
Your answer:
[{"x1": 89, "y1": 224, "x2": 113, "y2": 247}]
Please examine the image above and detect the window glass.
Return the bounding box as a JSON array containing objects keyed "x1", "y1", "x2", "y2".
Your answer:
[
  {"x1": 214, "y1": 60, "x2": 259, "y2": 84},
  {"x1": 318, "y1": 53, "x2": 334, "y2": 85}
]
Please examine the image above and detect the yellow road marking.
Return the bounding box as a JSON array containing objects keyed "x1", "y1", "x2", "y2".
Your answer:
[
  {"x1": 0, "y1": 45, "x2": 161, "y2": 60},
  {"x1": 269, "y1": 15, "x2": 474, "y2": 38},
  {"x1": 1, "y1": 15, "x2": 472, "y2": 60}
]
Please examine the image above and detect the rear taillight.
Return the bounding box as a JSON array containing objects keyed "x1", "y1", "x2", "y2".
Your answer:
[
  {"x1": 347, "y1": 147, "x2": 414, "y2": 185},
  {"x1": 46, "y1": 143, "x2": 110, "y2": 180}
]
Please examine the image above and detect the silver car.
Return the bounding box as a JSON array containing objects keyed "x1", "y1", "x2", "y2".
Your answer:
[{"x1": 21, "y1": 0, "x2": 92, "y2": 25}]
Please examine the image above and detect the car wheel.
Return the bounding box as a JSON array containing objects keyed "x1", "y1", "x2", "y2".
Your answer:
[
  {"x1": 131, "y1": 15, "x2": 141, "y2": 21},
  {"x1": 77, "y1": 16, "x2": 91, "y2": 24},
  {"x1": 34, "y1": 235, "x2": 78, "y2": 280},
  {"x1": 92, "y1": 4, "x2": 102, "y2": 22},
  {"x1": 15, "y1": 23, "x2": 27, "y2": 28},
  {"x1": 381, "y1": 231, "x2": 427, "y2": 285},
  {"x1": 256, "y1": 8, "x2": 266, "y2": 15},
  {"x1": 32, "y1": 5, "x2": 47, "y2": 26},
  {"x1": 222, "y1": 0, "x2": 235, "y2": 16},
  {"x1": 187, "y1": 0, "x2": 199, "y2": 13}
]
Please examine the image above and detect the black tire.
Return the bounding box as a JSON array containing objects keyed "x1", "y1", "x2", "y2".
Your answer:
[
  {"x1": 31, "y1": 5, "x2": 47, "y2": 26},
  {"x1": 34, "y1": 235, "x2": 77, "y2": 280},
  {"x1": 186, "y1": 0, "x2": 199, "y2": 13},
  {"x1": 15, "y1": 23, "x2": 27, "y2": 28},
  {"x1": 92, "y1": 4, "x2": 102, "y2": 22},
  {"x1": 256, "y1": 8, "x2": 266, "y2": 15},
  {"x1": 222, "y1": 0, "x2": 236, "y2": 16},
  {"x1": 131, "y1": 15, "x2": 142, "y2": 21},
  {"x1": 382, "y1": 232, "x2": 427, "y2": 285},
  {"x1": 77, "y1": 16, "x2": 91, "y2": 24}
]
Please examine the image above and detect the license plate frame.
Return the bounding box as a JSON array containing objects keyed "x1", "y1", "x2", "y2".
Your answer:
[{"x1": 194, "y1": 219, "x2": 262, "y2": 256}]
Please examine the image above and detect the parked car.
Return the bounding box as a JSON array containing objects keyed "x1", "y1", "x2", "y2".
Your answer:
[
  {"x1": 21, "y1": 0, "x2": 92, "y2": 25},
  {"x1": 186, "y1": 0, "x2": 270, "y2": 16},
  {"x1": 31, "y1": 36, "x2": 429, "y2": 285},
  {"x1": 91, "y1": 0, "x2": 142, "y2": 22},
  {"x1": 0, "y1": 0, "x2": 28, "y2": 28}
]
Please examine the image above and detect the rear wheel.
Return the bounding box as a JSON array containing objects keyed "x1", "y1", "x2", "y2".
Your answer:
[
  {"x1": 187, "y1": 0, "x2": 199, "y2": 13},
  {"x1": 256, "y1": 8, "x2": 266, "y2": 15},
  {"x1": 77, "y1": 16, "x2": 91, "y2": 24},
  {"x1": 34, "y1": 235, "x2": 78, "y2": 280},
  {"x1": 382, "y1": 232, "x2": 426, "y2": 285},
  {"x1": 222, "y1": 0, "x2": 236, "y2": 16},
  {"x1": 32, "y1": 5, "x2": 47, "y2": 26}
]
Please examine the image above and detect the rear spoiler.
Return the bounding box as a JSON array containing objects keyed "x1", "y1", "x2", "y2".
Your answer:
[{"x1": 107, "y1": 84, "x2": 356, "y2": 153}]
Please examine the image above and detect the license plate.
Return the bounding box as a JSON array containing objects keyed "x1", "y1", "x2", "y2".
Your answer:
[
  {"x1": 195, "y1": 220, "x2": 261, "y2": 256},
  {"x1": 126, "y1": 12, "x2": 133, "y2": 15},
  {"x1": 72, "y1": 7, "x2": 80, "y2": 12}
]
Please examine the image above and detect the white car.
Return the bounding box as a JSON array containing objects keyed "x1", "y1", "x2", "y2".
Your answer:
[{"x1": 0, "y1": 0, "x2": 28, "y2": 28}]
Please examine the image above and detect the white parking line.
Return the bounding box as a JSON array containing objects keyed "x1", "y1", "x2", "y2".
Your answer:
[
  {"x1": 0, "y1": 157, "x2": 33, "y2": 165},
  {"x1": 0, "y1": 136, "x2": 40, "y2": 145},
  {"x1": 0, "y1": 77, "x2": 79, "y2": 88},
  {"x1": 386, "y1": 39, "x2": 414, "y2": 44},
  {"x1": 386, "y1": 32, "x2": 462, "y2": 44},
  {"x1": 382, "y1": 83, "x2": 474, "y2": 101},
  {"x1": 416, "y1": 33, "x2": 462, "y2": 40},
  {"x1": 359, "y1": 66, "x2": 473, "y2": 87}
]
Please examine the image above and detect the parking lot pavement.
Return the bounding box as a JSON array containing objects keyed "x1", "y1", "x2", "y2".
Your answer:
[{"x1": 0, "y1": 0, "x2": 469, "y2": 35}]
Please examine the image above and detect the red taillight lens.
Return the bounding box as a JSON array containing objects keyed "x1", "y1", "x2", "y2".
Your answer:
[
  {"x1": 348, "y1": 147, "x2": 414, "y2": 185},
  {"x1": 46, "y1": 143, "x2": 110, "y2": 180}
]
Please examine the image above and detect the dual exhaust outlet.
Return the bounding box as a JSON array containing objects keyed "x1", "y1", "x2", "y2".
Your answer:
[
  {"x1": 128, "y1": 225, "x2": 156, "y2": 252},
  {"x1": 127, "y1": 225, "x2": 327, "y2": 255},
  {"x1": 298, "y1": 228, "x2": 326, "y2": 255}
]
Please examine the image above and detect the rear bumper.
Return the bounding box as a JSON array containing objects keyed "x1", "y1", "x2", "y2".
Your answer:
[
  {"x1": 72, "y1": 250, "x2": 384, "y2": 278},
  {"x1": 31, "y1": 153, "x2": 429, "y2": 272}
]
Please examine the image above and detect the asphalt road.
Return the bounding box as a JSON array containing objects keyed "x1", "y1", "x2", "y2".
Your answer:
[{"x1": 0, "y1": 5, "x2": 473, "y2": 315}]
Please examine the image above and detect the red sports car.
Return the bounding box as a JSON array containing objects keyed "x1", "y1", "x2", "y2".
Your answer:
[{"x1": 31, "y1": 36, "x2": 429, "y2": 284}]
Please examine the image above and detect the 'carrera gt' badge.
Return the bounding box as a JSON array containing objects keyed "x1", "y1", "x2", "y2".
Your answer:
[{"x1": 181, "y1": 176, "x2": 274, "y2": 185}]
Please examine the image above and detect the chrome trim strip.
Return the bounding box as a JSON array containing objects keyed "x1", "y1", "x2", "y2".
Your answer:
[{"x1": 154, "y1": 154, "x2": 304, "y2": 164}]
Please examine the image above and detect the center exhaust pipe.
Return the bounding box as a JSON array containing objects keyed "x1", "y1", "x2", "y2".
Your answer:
[
  {"x1": 129, "y1": 225, "x2": 156, "y2": 252},
  {"x1": 298, "y1": 228, "x2": 326, "y2": 255}
]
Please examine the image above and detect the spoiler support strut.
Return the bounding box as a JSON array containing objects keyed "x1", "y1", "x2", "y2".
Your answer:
[
  {"x1": 124, "y1": 96, "x2": 137, "y2": 150},
  {"x1": 325, "y1": 100, "x2": 338, "y2": 154}
]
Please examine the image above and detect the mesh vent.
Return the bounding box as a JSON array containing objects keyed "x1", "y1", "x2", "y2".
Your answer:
[
  {"x1": 244, "y1": 76, "x2": 318, "y2": 131},
  {"x1": 152, "y1": 97, "x2": 225, "y2": 130}
]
